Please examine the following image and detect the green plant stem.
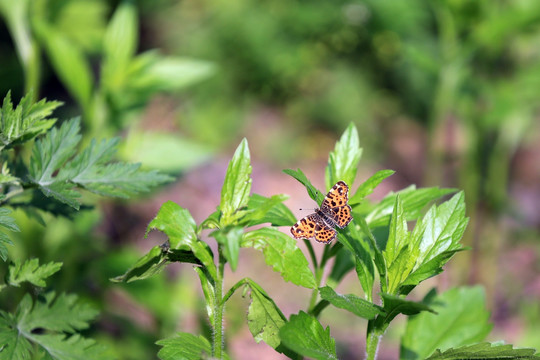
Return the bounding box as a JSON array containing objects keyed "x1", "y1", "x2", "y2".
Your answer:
[
  {"x1": 212, "y1": 250, "x2": 226, "y2": 359},
  {"x1": 365, "y1": 326, "x2": 382, "y2": 360}
]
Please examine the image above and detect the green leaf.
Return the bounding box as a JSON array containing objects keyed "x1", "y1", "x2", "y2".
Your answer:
[
  {"x1": 425, "y1": 342, "x2": 539, "y2": 360},
  {"x1": 357, "y1": 216, "x2": 387, "y2": 294},
  {"x1": 220, "y1": 138, "x2": 252, "y2": 225},
  {"x1": 401, "y1": 287, "x2": 492, "y2": 360},
  {"x1": 119, "y1": 131, "x2": 213, "y2": 173},
  {"x1": 212, "y1": 227, "x2": 243, "y2": 271},
  {"x1": 28, "y1": 118, "x2": 82, "y2": 208},
  {"x1": 244, "y1": 193, "x2": 296, "y2": 227},
  {"x1": 384, "y1": 195, "x2": 408, "y2": 266},
  {"x1": 0, "y1": 292, "x2": 108, "y2": 360},
  {"x1": 242, "y1": 228, "x2": 316, "y2": 289},
  {"x1": 102, "y1": 1, "x2": 138, "y2": 93},
  {"x1": 279, "y1": 311, "x2": 337, "y2": 360},
  {"x1": 0, "y1": 207, "x2": 19, "y2": 261},
  {"x1": 401, "y1": 192, "x2": 468, "y2": 290},
  {"x1": 8, "y1": 258, "x2": 62, "y2": 287},
  {"x1": 194, "y1": 267, "x2": 215, "y2": 324},
  {"x1": 28, "y1": 118, "x2": 172, "y2": 209},
  {"x1": 381, "y1": 293, "x2": 435, "y2": 324},
  {"x1": 146, "y1": 201, "x2": 216, "y2": 280},
  {"x1": 365, "y1": 186, "x2": 456, "y2": 228},
  {"x1": 350, "y1": 170, "x2": 395, "y2": 205},
  {"x1": 35, "y1": 23, "x2": 93, "y2": 112},
  {"x1": 157, "y1": 333, "x2": 218, "y2": 360},
  {"x1": 246, "y1": 279, "x2": 287, "y2": 349},
  {"x1": 63, "y1": 137, "x2": 173, "y2": 198},
  {"x1": 0, "y1": 91, "x2": 60, "y2": 149},
  {"x1": 283, "y1": 168, "x2": 324, "y2": 204},
  {"x1": 319, "y1": 286, "x2": 384, "y2": 320},
  {"x1": 110, "y1": 245, "x2": 167, "y2": 283},
  {"x1": 128, "y1": 55, "x2": 216, "y2": 92},
  {"x1": 325, "y1": 122, "x2": 362, "y2": 189}
]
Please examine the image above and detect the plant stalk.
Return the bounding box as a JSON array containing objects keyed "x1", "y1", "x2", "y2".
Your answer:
[
  {"x1": 365, "y1": 318, "x2": 384, "y2": 360},
  {"x1": 212, "y1": 251, "x2": 226, "y2": 359}
]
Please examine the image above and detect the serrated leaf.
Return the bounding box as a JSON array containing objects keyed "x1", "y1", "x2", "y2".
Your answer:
[
  {"x1": 283, "y1": 168, "x2": 324, "y2": 204},
  {"x1": 8, "y1": 259, "x2": 62, "y2": 287},
  {"x1": 325, "y1": 123, "x2": 362, "y2": 189},
  {"x1": 246, "y1": 279, "x2": 287, "y2": 349},
  {"x1": 0, "y1": 292, "x2": 107, "y2": 360},
  {"x1": 242, "y1": 228, "x2": 316, "y2": 289},
  {"x1": 157, "y1": 333, "x2": 223, "y2": 360},
  {"x1": 384, "y1": 195, "x2": 408, "y2": 265},
  {"x1": 28, "y1": 118, "x2": 82, "y2": 208},
  {"x1": 28, "y1": 118, "x2": 172, "y2": 209},
  {"x1": 146, "y1": 201, "x2": 216, "y2": 280},
  {"x1": 0, "y1": 91, "x2": 60, "y2": 149},
  {"x1": 425, "y1": 342, "x2": 539, "y2": 360},
  {"x1": 357, "y1": 216, "x2": 387, "y2": 294},
  {"x1": 220, "y1": 138, "x2": 252, "y2": 225},
  {"x1": 365, "y1": 186, "x2": 456, "y2": 228},
  {"x1": 279, "y1": 311, "x2": 337, "y2": 360},
  {"x1": 350, "y1": 170, "x2": 395, "y2": 205},
  {"x1": 244, "y1": 193, "x2": 296, "y2": 227},
  {"x1": 319, "y1": 286, "x2": 384, "y2": 320},
  {"x1": 0, "y1": 208, "x2": 18, "y2": 261},
  {"x1": 401, "y1": 192, "x2": 468, "y2": 290},
  {"x1": 401, "y1": 287, "x2": 492, "y2": 360}
]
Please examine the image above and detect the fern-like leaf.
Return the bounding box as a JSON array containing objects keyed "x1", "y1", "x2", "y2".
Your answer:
[
  {"x1": 0, "y1": 91, "x2": 61, "y2": 150},
  {"x1": 0, "y1": 292, "x2": 110, "y2": 360},
  {"x1": 28, "y1": 118, "x2": 173, "y2": 209}
]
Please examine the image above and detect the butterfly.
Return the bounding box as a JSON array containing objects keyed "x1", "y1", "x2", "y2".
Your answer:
[{"x1": 290, "y1": 181, "x2": 353, "y2": 243}]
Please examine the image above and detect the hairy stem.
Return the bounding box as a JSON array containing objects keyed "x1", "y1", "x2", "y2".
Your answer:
[{"x1": 212, "y1": 251, "x2": 226, "y2": 359}]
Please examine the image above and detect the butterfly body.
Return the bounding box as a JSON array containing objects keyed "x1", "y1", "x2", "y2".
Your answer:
[{"x1": 291, "y1": 181, "x2": 353, "y2": 243}]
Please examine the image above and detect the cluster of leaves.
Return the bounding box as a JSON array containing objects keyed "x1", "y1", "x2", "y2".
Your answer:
[
  {"x1": 0, "y1": 259, "x2": 112, "y2": 359},
  {"x1": 0, "y1": 91, "x2": 172, "y2": 359},
  {"x1": 0, "y1": 0, "x2": 215, "y2": 173},
  {"x1": 116, "y1": 123, "x2": 540, "y2": 359}
]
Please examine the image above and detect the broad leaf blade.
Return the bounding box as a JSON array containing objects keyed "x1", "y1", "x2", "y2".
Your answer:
[
  {"x1": 102, "y1": 1, "x2": 138, "y2": 93},
  {"x1": 157, "y1": 333, "x2": 217, "y2": 360},
  {"x1": 283, "y1": 168, "x2": 324, "y2": 204},
  {"x1": 242, "y1": 228, "x2": 316, "y2": 289},
  {"x1": 146, "y1": 201, "x2": 216, "y2": 280},
  {"x1": 244, "y1": 193, "x2": 296, "y2": 227},
  {"x1": 279, "y1": 311, "x2": 337, "y2": 360},
  {"x1": 319, "y1": 286, "x2": 384, "y2": 320},
  {"x1": 246, "y1": 279, "x2": 287, "y2": 349},
  {"x1": 401, "y1": 287, "x2": 492, "y2": 360},
  {"x1": 220, "y1": 138, "x2": 252, "y2": 225},
  {"x1": 365, "y1": 186, "x2": 456, "y2": 228},
  {"x1": 350, "y1": 170, "x2": 395, "y2": 205},
  {"x1": 381, "y1": 293, "x2": 435, "y2": 324},
  {"x1": 325, "y1": 123, "x2": 362, "y2": 189},
  {"x1": 426, "y1": 342, "x2": 539, "y2": 360}
]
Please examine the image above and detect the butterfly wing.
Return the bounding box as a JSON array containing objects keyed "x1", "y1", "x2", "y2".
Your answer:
[
  {"x1": 321, "y1": 181, "x2": 353, "y2": 228},
  {"x1": 291, "y1": 213, "x2": 337, "y2": 243},
  {"x1": 291, "y1": 213, "x2": 320, "y2": 239}
]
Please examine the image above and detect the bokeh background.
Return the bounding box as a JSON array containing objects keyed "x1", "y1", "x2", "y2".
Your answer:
[{"x1": 1, "y1": 0, "x2": 540, "y2": 359}]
